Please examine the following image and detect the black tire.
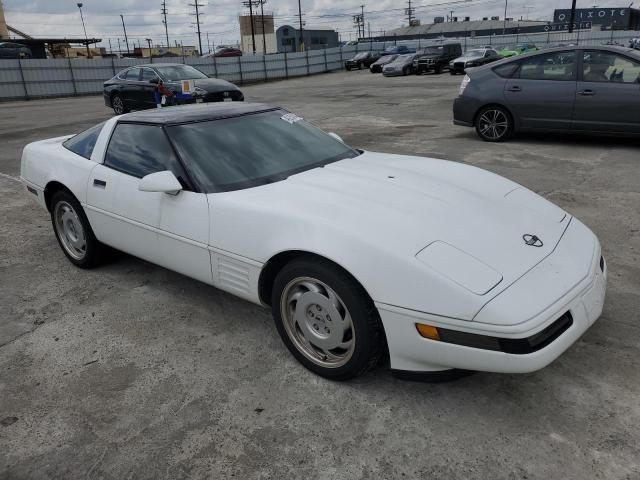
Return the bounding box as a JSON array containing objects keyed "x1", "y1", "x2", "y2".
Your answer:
[
  {"x1": 358, "y1": 62, "x2": 363, "y2": 70},
  {"x1": 50, "y1": 190, "x2": 104, "y2": 268},
  {"x1": 271, "y1": 257, "x2": 386, "y2": 380},
  {"x1": 345, "y1": 65, "x2": 351, "y2": 71},
  {"x1": 402, "y1": 67, "x2": 408, "y2": 76},
  {"x1": 434, "y1": 65, "x2": 442, "y2": 74},
  {"x1": 111, "y1": 93, "x2": 129, "y2": 115},
  {"x1": 475, "y1": 105, "x2": 514, "y2": 142},
  {"x1": 450, "y1": 70, "x2": 457, "y2": 75}
]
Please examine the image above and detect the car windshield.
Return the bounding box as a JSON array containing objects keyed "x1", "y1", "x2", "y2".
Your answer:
[
  {"x1": 354, "y1": 52, "x2": 369, "y2": 60},
  {"x1": 421, "y1": 46, "x2": 443, "y2": 54},
  {"x1": 465, "y1": 49, "x2": 485, "y2": 57},
  {"x1": 166, "y1": 110, "x2": 360, "y2": 192},
  {"x1": 503, "y1": 45, "x2": 518, "y2": 51},
  {"x1": 154, "y1": 65, "x2": 208, "y2": 81},
  {"x1": 378, "y1": 55, "x2": 396, "y2": 62}
]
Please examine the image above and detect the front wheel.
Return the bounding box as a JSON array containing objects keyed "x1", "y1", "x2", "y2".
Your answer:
[
  {"x1": 358, "y1": 62, "x2": 363, "y2": 70},
  {"x1": 50, "y1": 191, "x2": 104, "y2": 268},
  {"x1": 475, "y1": 105, "x2": 514, "y2": 142},
  {"x1": 271, "y1": 258, "x2": 386, "y2": 380}
]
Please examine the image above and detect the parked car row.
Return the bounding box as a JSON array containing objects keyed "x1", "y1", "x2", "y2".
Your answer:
[{"x1": 347, "y1": 43, "x2": 504, "y2": 76}]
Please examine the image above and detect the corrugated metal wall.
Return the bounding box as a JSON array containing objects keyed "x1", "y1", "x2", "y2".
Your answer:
[{"x1": 0, "y1": 30, "x2": 637, "y2": 101}]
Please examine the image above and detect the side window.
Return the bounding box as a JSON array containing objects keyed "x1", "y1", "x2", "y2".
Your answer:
[
  {"x1": 519, "y1": 51, "x2": 576, "y2": 81},
  {"x1": 583, "y1": 51, "x2": 640, "y2": 84},
  {"x1": 104, "y1": 124, "x2": 190, "y2": 187},
  {"x1": 141, "y1": 68, "x2": 158, "y2": 82},
  {"x1": 63, "y1": 122, "x2": 106, "y2": 160},
  {"x1": 124, "y1": 67, "x2": 141, "y2": 80},
  {"x1": 493, "y1": 62, "x2": 520, "y2": 78}
]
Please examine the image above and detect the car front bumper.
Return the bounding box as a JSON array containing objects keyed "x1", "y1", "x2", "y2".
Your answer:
[{"x1": 377, "y1": 218, "x2": 607, "y2": 374}]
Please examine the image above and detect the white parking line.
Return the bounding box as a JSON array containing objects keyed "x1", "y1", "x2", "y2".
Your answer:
[{"x1": 0, "y1": 172, "x2": 21, "y2": 183}]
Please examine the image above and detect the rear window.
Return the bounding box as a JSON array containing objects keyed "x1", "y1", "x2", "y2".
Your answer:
[{"x1": 63, "y1": 122, "x2": 105, "y2": 160}]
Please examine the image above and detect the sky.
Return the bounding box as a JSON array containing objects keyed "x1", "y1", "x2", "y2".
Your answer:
[{"x1": 2, "y1": 0, "x2": 629, "y2": 52}]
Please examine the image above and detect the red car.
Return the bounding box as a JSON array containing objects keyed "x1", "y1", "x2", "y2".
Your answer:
[{"x1": 212, "y1": 47, "x2": 242, "y2": 57}]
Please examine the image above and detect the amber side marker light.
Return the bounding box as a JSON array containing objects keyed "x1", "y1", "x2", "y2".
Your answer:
[{"x1": 416, "y1": 323, "x2": 441, "y2": 341}]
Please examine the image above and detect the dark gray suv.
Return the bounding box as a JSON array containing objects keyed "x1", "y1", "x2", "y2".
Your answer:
[
  {"x1": 0, "y1": 42, "x2": 32, "y2": 59},
  {"x1": 453, "y1": 45, "x2": 640, "y2": 141}
]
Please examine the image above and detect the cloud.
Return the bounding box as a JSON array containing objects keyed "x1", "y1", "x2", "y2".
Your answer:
[{"x1": 2, "y1": 0, "x2": 627, "y2": 49}]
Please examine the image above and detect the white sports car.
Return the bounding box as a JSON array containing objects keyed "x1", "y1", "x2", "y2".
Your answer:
[{"x1": 20, "y1": 103, "x2": 607, "y2": 381}]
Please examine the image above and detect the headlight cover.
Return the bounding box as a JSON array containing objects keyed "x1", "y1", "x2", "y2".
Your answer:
[{"x1": 416, "y1": 241, "x2": 503, "y2": 296}]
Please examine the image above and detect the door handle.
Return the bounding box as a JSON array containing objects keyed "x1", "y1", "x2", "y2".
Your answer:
[
  {"x1": 93, "y1": 179, "x2": 107, "y2": 188},
  {"x1": 578, "y1": 90, "x2": 595, "y2": 96},
  {"x1": 507, "y1": 86, "x2": 521, "y2": 92}
]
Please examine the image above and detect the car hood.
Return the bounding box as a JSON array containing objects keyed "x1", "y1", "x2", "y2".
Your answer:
[
  {"x1": 209, "y1": 152, "x2": 570, "y2": 319},
  {"x1": 453, "y1": 55, "x2": 482, "y2": 62},
  {"x1": 167, "y1": 78, "x2": 239, "y2": 92}
]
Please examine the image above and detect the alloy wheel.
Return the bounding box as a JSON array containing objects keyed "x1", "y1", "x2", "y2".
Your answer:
[
  {"x1": 280, "y1": 277, "x2": 356, "y2": 368},
  {"x1": 478, "y1": 109, "x2": 509, "y2": 141},
  {"x1": 54, "y1": 201, "x2": 87, "y2": 260}
]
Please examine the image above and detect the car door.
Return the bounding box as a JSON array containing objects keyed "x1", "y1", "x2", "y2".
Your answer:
[
  {"x1": 503, "y1": 50, "x2": 578, "y2": 130},
  {"x1": 121, "y1": 67, "x2": 142, "y2": 106},
  {"x1": 85, "y1": 122, "x2": 212, "y2": 283},
  {"x1": 573, "y1": 50, "x2": 640, "y2": 133},
  {"x1": 139, "y1": 67, "x2": 160, "y2": 109}
]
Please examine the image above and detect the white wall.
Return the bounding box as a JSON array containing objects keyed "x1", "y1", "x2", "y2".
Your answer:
[{"x1": 241, "y1": 33, "x2": 277, "y2": 54}]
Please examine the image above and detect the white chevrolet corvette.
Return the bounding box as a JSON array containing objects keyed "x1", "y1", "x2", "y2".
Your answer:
[{"x1": 20, "y1": 103, "x2": 607, "y2": 381}]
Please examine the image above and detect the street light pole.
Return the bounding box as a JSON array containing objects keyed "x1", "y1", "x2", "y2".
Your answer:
[
  {"x1": 502, "y1": 0, "x2": 508, "y2": 35},
  {"x1": 77, "y1": 3, "x2": 91, "y2": 58},
  {"x1": 120, "y1": 14, "x2": 130, "y2": 54}
]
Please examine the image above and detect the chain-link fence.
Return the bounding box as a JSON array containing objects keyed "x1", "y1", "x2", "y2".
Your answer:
[{"x1": 0, "y1": 29, "x2": 638, "y2": 101}]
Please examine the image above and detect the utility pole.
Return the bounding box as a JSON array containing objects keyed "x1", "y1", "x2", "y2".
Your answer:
[
  {"x1": 76, "y1": 3, "x2": 91, "y2": 58},
  {"x1": 361, "y1": 5, "x2": 365, "y2": 39},
  {"x1": 259, "y1": 0, "x2": 267, "y2": 54},
  {"x1": 502, "y1": 0, "x2": 508, "y2": 35},
  {"x1": 189, "y1": 1, "x2": 205, "y2": 56},
  {"x1": 161, "y1": 0, "x2": 169, "y2": 47},
  {"x1": 206, "y1": 31, "x2": 211, "y2": 53},
  {"x1": 108, "y1": 38, "x2": 112, "y2": 55},
  {"x1": 353, "y1": 8, "x2": 365, "y2": 40},
  {"x1": 297, "y1": 0, "x2": 304, "y2": 51},
  {"x1": 120, "y1": 14, "x2": 130, "y2": 54},
  {"x1": 242, "y1": 0, "x2": 257, "y2": 54},
  {"x1": 568, "y1": 0, "x2": 577, "y2": 33},
  {"x1": 117, "y1": 37, "x2": 121, "y2": 56},
  {"x1": 405, "y1": 0, "x2": 415, "y2": 26},
  {"x1": 146, "y1": 38, "x2": 153, "y2": 59}
]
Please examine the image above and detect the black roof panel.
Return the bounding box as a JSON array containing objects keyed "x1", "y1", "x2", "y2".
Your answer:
[{"x1": 118, "y1": 102, "x2": 280, "y2": 125}]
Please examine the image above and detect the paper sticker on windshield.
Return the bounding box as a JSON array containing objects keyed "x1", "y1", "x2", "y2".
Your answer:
[{"x1": 281, "y1": 113, "x2": 303, "y2": 124}]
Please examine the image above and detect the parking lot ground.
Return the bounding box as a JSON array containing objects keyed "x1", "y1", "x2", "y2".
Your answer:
[{"x1": 1, "y1": 70, "x2": 639, "y2": 479}]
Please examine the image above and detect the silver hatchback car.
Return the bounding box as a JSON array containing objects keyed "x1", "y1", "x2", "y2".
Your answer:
[{"x1": 453, "y1": 45, "x2": 640, "y2": 141}]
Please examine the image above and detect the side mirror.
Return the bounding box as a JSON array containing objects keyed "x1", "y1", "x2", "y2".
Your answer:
[
  {"x1": 138, "y1": 171, "x2": 182, "y2": 195},
  {"x1": 328, "y1": 132, "x2": 344, "y2": 143},
  {"x1": 149, "y1": 77, "x2": 160, "y2": 84}
]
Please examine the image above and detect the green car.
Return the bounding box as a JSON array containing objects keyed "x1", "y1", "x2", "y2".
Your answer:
[{"x1": 497, "y1": 44, "x2": 538, "y2": 58}]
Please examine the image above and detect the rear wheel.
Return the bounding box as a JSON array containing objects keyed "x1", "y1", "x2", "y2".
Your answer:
[
  {"x1": 50, "y1": 191, "x2": 104, "y2": 268},
  {"x1": 271, "y1": 258, "x2": 386, "y2": 380},
  {"x1": 111, "y1": 93, "x2": 129, "y2": 115},
  {"x1": 475, "y1": 105, "x2": 514, "y2": 142}
]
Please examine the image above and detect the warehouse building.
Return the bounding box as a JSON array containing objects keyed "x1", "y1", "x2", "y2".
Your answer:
[{"x1": 275, "y1": 25, "x2": 339, "y2": 52}]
